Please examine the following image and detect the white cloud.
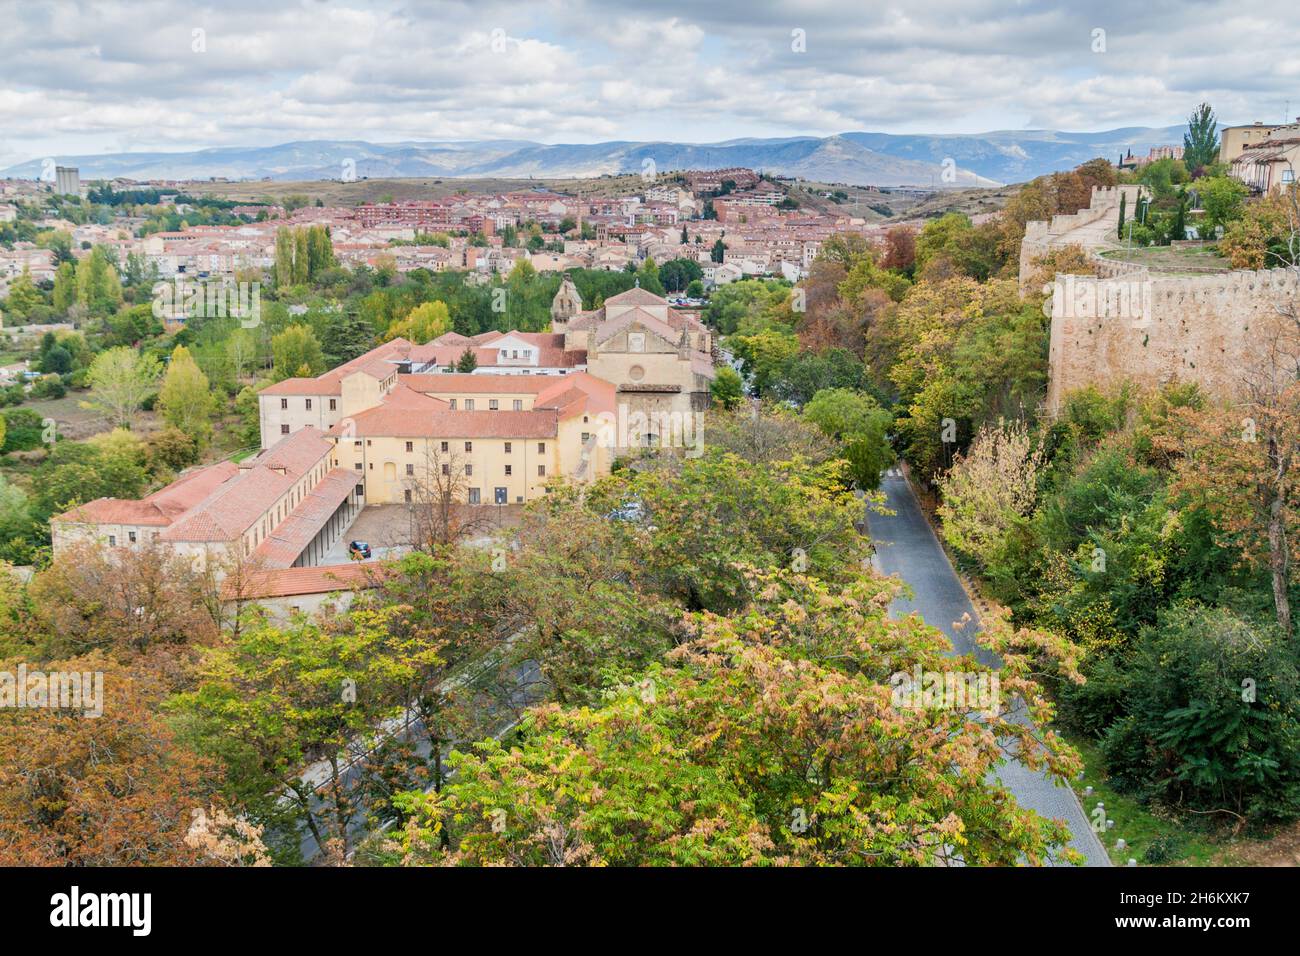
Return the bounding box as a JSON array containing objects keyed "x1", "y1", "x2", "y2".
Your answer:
[{"x1": 0, "y1": 0, "x2": 1297, "y2": 167}]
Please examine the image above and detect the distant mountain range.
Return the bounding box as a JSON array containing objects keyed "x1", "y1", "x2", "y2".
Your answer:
[{"x1": 2, "y1": 126, "x2": 1190, "y2": 189}]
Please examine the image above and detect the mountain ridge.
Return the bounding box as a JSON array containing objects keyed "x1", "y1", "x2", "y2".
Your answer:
[{"x1": 2, "y1": 125, "x2": 1193, "y2": 189}]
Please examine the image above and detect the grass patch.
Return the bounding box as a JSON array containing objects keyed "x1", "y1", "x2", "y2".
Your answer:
[{"x1": 1066, "y1": 734, "x2": 1232, "y2": 866}]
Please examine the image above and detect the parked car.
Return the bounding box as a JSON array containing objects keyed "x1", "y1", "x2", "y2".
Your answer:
[{"x1": 348, "y1": 540, "x2": 372, "y2": 560}]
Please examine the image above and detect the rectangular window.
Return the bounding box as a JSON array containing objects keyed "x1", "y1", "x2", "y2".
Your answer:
[
  {"x1": 280, "y1": 398, "x2": 288, "y2": 409},
  {"x1": 489, "y1": 399, "x2": 499, "y2": 411},
  {"x1": 449, "y1": 399, "x2": 457, "y2": 409},
  {"x1": 305, "y1": 399, "x2": 312, "y2": 410},
  {"x1": 468, "y1": 488, "x2": 481, "y2": 505},
  {"x1": 504, "y1": 442, "x2": 512, "y2": 453},
  {"x1": 405, "y1": 441, "x2": 414, "y2": 453},
  {"x1": 281, "y1": 424, "x2": 290, "y2": 434},
  {"x1": 128, "y1": 531, "x2": 137, "y2": 543},
  {"x1": 404, "y1": 489, "x2": 412, "y2": 502},
  {"x1": 465, "y1": 399, "x2": 475, "y2": 411},
  {"x1": 513, "y1": 399, "x2": 523, "y2": 411},
  {"x1": 465, "y1": 464, "x2": 473, "y2": 476},
  {"x1": 441, "y1": 463, "x2": 450, "y2": 475},
  {"x1": 581, "y1": 432, "x2": 590, "y2": 442},
  {"x1": 356, "y1": 483, "x2": 365, "y2": 496},
  {"x1": 329, "y1": 399, "x2": 337, "y2": 411},
  {"x1": 108, "y1": 535, "x2": 116, "y2": 546},
  {"x1": 354, "y1": 440, "x2": 362, "y2": 448},
  {"x1": 537, "y1": 465, "x2": 546, "y2": 477},
  {"x1": 354, "y1": 462, "x2": 363, "y2": 470},
  {"x1": 440, "y1": 441, "x2": 449, "y2": 453},
  {"x1": 465, "y1": 441, "x2": 472, "y2": 453},
  {"x1": 537, "y1": 442, "x2": 546, "y2": 453},
  {"x1": 505, "y1": 464, "x2": 512, "y2": 476},
  {"x1": 405, "y1": 463, "x2": 414, "y2": 476}
]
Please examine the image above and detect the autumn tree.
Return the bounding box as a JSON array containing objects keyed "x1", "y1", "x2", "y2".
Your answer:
[
  {"x1": 392, "y1": 568, "x2": 1081, "y2": 866},
  {"x1": 938, "y1": 418, "x2": 1047, "y2": 569},
  {"x1": 704, "y1": 402, "x2": 837, "y2": 465},
  {"x1": 385, "y1": 300, "x2": 451, "y2": 343},
  {"x1": 0, "y1": 654, "x2": 220, "y2": 865},
  {"x1": 27, "y1": 541, "x2": 220, "y2": 663}
]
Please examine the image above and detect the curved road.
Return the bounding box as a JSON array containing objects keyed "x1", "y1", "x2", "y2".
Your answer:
[{"x1": 867, "y1": 471, "x2": 1110, "y2": 866}]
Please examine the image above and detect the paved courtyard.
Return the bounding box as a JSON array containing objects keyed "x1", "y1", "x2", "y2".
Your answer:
[{"x1": 322, "y1": 502, "x2": 527, "y2": 563}]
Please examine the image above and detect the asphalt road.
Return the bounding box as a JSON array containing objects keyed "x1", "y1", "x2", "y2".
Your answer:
[{"x1": 867, "y1": 471, "x2": 1110, "y2": 867}]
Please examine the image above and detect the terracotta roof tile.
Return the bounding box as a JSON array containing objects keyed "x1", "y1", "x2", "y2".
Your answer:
[
  {"x1": 252, "y1": 468, "x2": 358, "y2": 568},
  {"x1": 221, "y1": 561, "x2": 389, "y2": 600}
]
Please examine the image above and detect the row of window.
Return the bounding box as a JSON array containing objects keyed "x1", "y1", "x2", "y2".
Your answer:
[
  {"x1": 280, "y1": 397, "x2": 338, "y2": 411},
  {"x1": 277, "y1": 396, "x2": 535, "y2": 413},
  {"x1": 107, "y1": 530, "x2": 149, "y2": 546},
  {"x1": 352, "y1": 461, "x2": 545, "y2": 477},
  {"x1": 447, "y1": 398, "x2": 524, "y2": 411},
  {"x1": 352, "y1": 440, "x2": 548, "y2": 454},
  {"x1": 402, "y1": 487, "x2": 519, "y2": 505}
]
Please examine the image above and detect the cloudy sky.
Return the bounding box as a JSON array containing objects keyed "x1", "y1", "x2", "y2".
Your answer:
[{"x1": 1, "y1": 0, "x2": 1298, "y2": 166}]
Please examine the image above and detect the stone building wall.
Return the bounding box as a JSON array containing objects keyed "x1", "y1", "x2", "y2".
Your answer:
[
  {"x1": 1043, "y1": 260, "x2": 1300, "y2": 411},
  {"x1": 1020, "y1": 185, "x2": 1299, "y2": 412}
]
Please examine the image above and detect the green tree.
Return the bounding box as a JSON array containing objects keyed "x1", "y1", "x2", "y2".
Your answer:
[
  {"x1": 387, "y1": 300, "x2": 451, "y2": 343},
  {"x1": 2, "y1": 269, "x2": 42, "y2": 320},
  {"x1": 803, "y1": 388, "x2": 895, "y2": 489},
  {"x1": 73, "y1": 246, "x2": 123, "y2": 315},
  {"x1": 455, "y1": 347, "x2": 478, "y2": 373},
  {"x1": 1197, "y1": 176, "x2": 1248, "y2": 235},
  {"x1": 271, "y1": 324, "x2": 325, "y2": 380},
  {"x1": 83, "y1": 347, "x2": 163, "y2": 428},
  {"x1": 158, "y1": 345, "x2": 215, "y2": 447},
  {"x1": 1183, "y1": 102, "x2": 1220, "y2": 170},
  {"x1": 710, "y1": 366, "x2": 744, "y2": 408}
]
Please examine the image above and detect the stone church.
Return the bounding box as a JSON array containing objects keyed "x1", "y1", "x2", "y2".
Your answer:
[{"x1": 551, "y1": 276, "x2": 717, "y2": 442}]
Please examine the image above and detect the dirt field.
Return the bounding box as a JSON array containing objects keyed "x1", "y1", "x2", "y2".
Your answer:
[
  {"x1": 192, "y1": 173, "x2": 654, "y2": 206},
  {"x1": 22, "y1": 394, "x2": 125, "y2": 442}
]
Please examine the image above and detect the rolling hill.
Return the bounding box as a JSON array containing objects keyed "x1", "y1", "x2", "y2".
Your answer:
[{"x1": 1, "y1": 125, "x2": 1191, "y2": 188}]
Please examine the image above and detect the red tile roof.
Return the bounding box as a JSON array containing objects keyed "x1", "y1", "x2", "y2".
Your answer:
[
  {"x1": 333, "y1": 404, "x2": 559, "y2": 439},
  {"x1": 221, "y1": 561, "x2": 389, "y2": 600},
  {"x1": 161, "y1": 428, "x2": 334, "y2": 542},
  {"x1": 402, "y1": 373, "x2": 562, "y2": 394},
  {"x1": 258, "y1": 339, "x2": 413, "y2": 396},
  {"x1": 252, "y1": 468, "x2": 358, "y2": 568},
  {"x1": 55, "y1": 460, "x2": 241, "y2": 527}
]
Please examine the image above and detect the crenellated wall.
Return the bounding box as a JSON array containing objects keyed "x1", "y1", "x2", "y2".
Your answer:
[
  {"x1": 1044, "y1": 266, "x2": 1300, "y2": 411},
  {"x1": 1018, "y1": 185, "x2": 1147, "y2": 294},
  {"x1": 1021, "y1": 184, "x2": 1300, "y2": 412}
]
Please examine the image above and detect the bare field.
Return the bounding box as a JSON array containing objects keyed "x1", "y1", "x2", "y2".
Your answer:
[{"x1": 191, "y1": 173, "x2": 655, "y2": 206}]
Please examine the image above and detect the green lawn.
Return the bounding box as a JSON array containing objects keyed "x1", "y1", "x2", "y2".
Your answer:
[{"x1": 1066, "y1": 735, "x2": 1231, "y2": 866}]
